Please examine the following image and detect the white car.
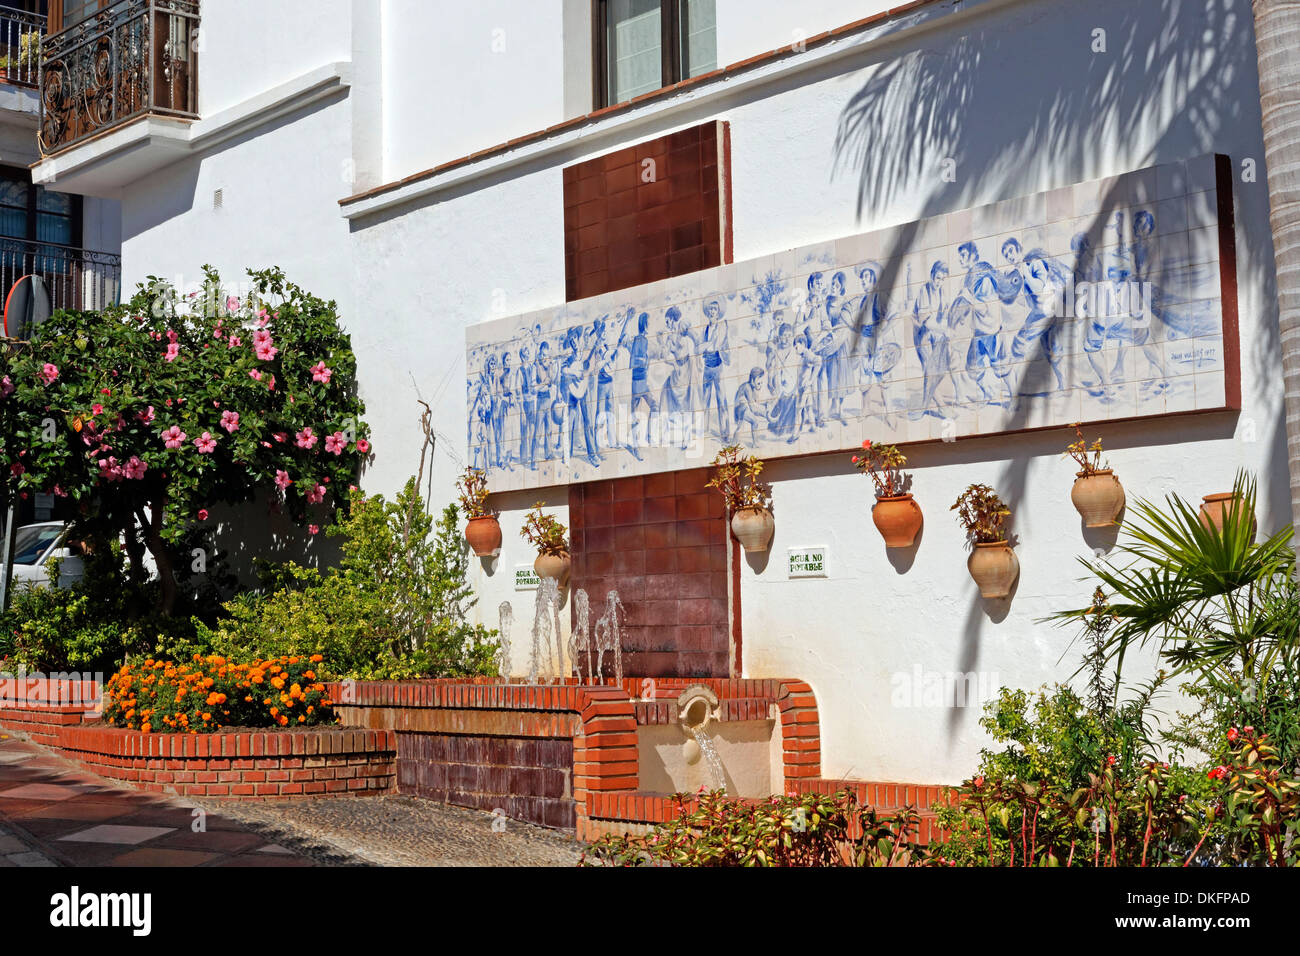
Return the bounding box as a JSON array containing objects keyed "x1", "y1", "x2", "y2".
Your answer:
[{"x1": 1, "y1": 522, "x2": 85, "y2": 590}]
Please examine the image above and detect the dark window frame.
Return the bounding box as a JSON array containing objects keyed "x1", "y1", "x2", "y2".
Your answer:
[
  {"x1": 593, "y1": 0, "x2": 711, "y2": 109},
  {"x1": 0, "y1": 165, "x2": 83, "y2": 248}
]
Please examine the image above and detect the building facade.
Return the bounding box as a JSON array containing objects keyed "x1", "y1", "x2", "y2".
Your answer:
[{"x1": 32, "y1": 0, "x2": 1288, "y2": 785}]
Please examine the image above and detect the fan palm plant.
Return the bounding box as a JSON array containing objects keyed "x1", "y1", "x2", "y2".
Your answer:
[{"x1": 1052, "y1": 471, "x2": 1298, "y2": 705}]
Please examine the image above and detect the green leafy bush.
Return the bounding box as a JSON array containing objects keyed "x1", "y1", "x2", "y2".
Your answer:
[{"x1": 185, "y1": 481, "x2": 498, "y2": 679}]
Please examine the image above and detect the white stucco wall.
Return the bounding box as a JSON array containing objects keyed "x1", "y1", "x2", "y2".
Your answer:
[
  {"x1": 380, "y1": 0, "x2": 567, "y2": 182},
  {"x1": 196, "y1": 0, "x2": 355, "y2": 115},
  {"x1": 75, "y1": 0, "x2": 1287, "y2": 786}
]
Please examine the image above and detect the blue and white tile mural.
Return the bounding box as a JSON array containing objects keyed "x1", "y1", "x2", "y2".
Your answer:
[{"x1": 467, "y1": 155, "x2": 1237, "y2": 492}]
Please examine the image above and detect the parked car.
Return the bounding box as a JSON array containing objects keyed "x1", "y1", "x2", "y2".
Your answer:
[{"x1": 1, "y1": 521, "x2": 85, "y2": 590}]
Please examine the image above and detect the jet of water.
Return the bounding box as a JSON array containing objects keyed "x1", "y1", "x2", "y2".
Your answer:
[
  {"x1": 691, "y1": 726, "x2": 727, "y2": 793},
  {"x1": 496, "y1": 601, "x2": 513, "y2": 679},
  {"x1": 569, "y1": 589, "x2": 591, "y2": 683},
  {"x1": 593, "y1": 589, "x2": 625, "y2": 684}
]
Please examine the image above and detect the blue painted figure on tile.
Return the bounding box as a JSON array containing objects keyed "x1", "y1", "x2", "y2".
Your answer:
[
  {"x1": 628, "y1": 310, "x2": 660, "y2": 452},
  {"x1": 733, "y1": 367, "x2": 770, "y2": 445},
  {"x1": 909, "y1": 259, "x2": 955, "y2": 419},
  {"x1": 699, "y1": 295, "x2": 731, "y2": 441},
  {"x1": 659, "y1": 306, "x2": 698, "y2": 450}
]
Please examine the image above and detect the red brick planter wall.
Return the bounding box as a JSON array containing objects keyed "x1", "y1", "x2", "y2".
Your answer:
[{"x1": 56, "y1": 725, "x2": 396, "y2": 798}]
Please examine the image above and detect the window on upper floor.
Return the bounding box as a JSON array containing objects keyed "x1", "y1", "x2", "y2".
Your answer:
[
  {"x1": 47, "y1": 0, "x2": 103, "y2": 34},
  {"x1": 595, "y1": 0, "x2": 716, "y2": 108}
]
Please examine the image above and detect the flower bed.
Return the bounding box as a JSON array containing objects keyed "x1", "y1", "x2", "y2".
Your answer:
[{"x1": 103, "y1": 654, "x2": 334, "y2": 733}]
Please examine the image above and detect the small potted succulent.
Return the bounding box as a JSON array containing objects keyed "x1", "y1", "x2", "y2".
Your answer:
[
  {"x1": 521, "y1": 502, "x2": 570, "y2": 584},
  {"x1": 951, "y1": 483, "x2": 1018, "y2": 598},
  {"x1": 706, "y1": 444, "x2": 773, "y2": 553},
  {"x1": 854, "y1": 439, "x2": 921, "y2": 548},
  {"x1": 457, "y1": 467, "x2": 500, "y2": 556},
  {"x1": 1065, "y1": 425, "x2": 1125, "y2": 527}
]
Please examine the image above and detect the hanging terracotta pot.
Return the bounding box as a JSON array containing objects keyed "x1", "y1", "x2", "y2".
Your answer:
[
  {"x1": 967, "y1": 541, "x2": 1019, "y2": 599},
  {"x1": 464, "y1": 515, "x2": 502, "y2": 557},
  {"x1": 1199, "y1": 493, "x2": 1255, "y2": 536},
  {"x1": 534, "y1": 551, "x2": 571, "y2": 586},
  {"x1": 872, "y1": 494, "x2": 923, "y2": 548},
  {"x1": 1070, "y1": 470, "x2": 1126, "y2": 528},
  {"x1": 731, "y1": 506, "x2": 775, "y2": 553}
]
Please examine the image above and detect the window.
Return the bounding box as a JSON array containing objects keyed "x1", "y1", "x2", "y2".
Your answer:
[
  {"x1": 595, "y1": 0, "x2": 716, "y2": 107},
  {"x1": 47, "y1": 0, "x2": 106, "y2": 35},
  {"x1": 0, "y1": 168, "x2": 79, "y2": 247}
]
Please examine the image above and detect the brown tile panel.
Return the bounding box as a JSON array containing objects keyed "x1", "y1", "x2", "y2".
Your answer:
[
  {"x1": 563, "y1": 121, "x2": 732, "y2": 301},
  {"x1": 570, "y1": 471, "x2": 729, "y2": 678}
]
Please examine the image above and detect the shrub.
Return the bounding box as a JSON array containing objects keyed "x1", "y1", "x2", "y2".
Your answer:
[
  {"x1": 580, "y1": 789, "x2": 939, "y2": 867},
  {"x1": 102, "y1": 654, "x2": 335, "y2": 733},
  {"x1": 0, "y1": 266, "x2": 371, "y2": 616},
  {"x1": 185, "y1": 482, "x2": 499, "y2": 679}
]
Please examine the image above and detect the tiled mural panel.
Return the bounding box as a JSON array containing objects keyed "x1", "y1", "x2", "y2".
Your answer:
[{"x1": 469, "y1": 155, "x2": 1238, "y2": 492}]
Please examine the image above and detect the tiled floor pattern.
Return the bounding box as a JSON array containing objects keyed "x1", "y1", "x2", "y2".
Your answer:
[{"x1": 0, "y1": 732, "x2": 317, "y2": 868}]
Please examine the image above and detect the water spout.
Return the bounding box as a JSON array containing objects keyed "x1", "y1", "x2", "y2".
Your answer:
[{"x1": 496, "y1": 601, "x2": 513, "y2": 679}]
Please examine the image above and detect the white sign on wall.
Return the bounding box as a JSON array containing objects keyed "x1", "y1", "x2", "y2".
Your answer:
[
  {"x1": 514, "y1": 566, "x2": 540, "y2": 590},
  {"x1": 788, "y1": 547, "x2": 828, "y2": 578}
]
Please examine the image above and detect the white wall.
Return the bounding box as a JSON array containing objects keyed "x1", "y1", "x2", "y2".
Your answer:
[
  {"x1": 380, "y1": 0, "x2": 567, "y2": 182},
  {"x1": 714, "y1": 0, "x2": 895, "y2": 66},
  {"x1": 119, "y1": 95, "x2": 355, "y2": 323},
  {"x1": 196, "y1": 0, "x2": 355, "y2": 114}
]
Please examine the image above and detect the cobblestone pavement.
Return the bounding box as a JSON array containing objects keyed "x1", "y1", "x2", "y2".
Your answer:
[
  {"x1": 197, "y1": 794, "x2": 585, "y2": 867},
  {"x1": 0, "y1": 733, "x2": 317, "y2": 867}
]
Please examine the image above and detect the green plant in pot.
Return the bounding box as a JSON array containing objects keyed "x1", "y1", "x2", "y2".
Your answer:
[
  {"x1": 457, "y1": 467, "x2": 500, "y2": 556},
  {"x1": 521, "y1": 503, "x2": 570, "y2": 584},
  {"x1": 855, "y1": 439, "x2": 921, "y2": 548},
  {"x1": 707, "y1": 444, "x2": 772, "y2": 553},
  {"x1": 952, "y1": 483, "x2": 1018, "y2": 598},
  {"x1": 1066, "y1": 424, "x2": 1125, "y2": 528}
]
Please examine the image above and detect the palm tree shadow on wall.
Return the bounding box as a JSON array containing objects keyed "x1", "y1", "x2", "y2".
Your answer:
[{"x1": 829, "y1": 0, "x2": 1282, "y2": 750}]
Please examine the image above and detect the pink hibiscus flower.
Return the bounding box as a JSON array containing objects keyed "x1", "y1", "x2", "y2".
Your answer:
[
  {"x1": 324, "y1": 432, "x2": 346, "y2": 455},
  {"x1": 164, "y1": 343, "x2": 180, "y2": 362},
  {"x1": 306, "y1": 484, "x2": 326, "y2": 505},
  {"x1": 194, "y1": 432, "x2": 217, "y2": 454},
  {"x1": 295, "y1": 428, "x2": 318, "y2": 450},
  {"x1": 137, "y1": 405, "x2": 155, "y2": 424},
  {"x1": 198, "y1": 509, "x2": 209, "y2": 521},
  {"x1": 228, "y1": 335, "x2": 241, "y2": 348},
  {"x1": 356, "y1": 438, "x2": 371, "y2": 454},
  {"x1": 311, "y1": 361, "x2": 332, "y2": 384},
  {"x1": 161, "y1": 425, "x2": 187, "y2": 449},
  {"x1": 0, "y1": 375, "x2": 12, "y2": 398},
  {"x1": 274, "y1": 469, "x2": 292, "y2": 491},
  {"x1": 123, "y1": 456, "x2": 147, "y2": 480},
  {"x1": 40, "y1": 363, "x2": 59, "y2": 385},
  {"x1": 249, "y1": 369, "x2": 263, "y2": 381},
  {"x1": 220, "y1": 410, "x2": 240, "y2": 433}
]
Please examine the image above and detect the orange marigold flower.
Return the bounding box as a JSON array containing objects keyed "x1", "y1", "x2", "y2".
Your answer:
[{"x1": 310, "y1": 654, "x2": 323, "y2": 663}]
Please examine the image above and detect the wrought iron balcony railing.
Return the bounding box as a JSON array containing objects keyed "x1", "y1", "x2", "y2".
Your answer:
[
  {"x1": 39, "y1": 0, "x2": 199, "y2": 155},
  {"x1": 0, "y1": 236, "x2": 122, "y2": 312},
  {"x1": 0, "y1": 5, "x2": 44, "y2": 88}
]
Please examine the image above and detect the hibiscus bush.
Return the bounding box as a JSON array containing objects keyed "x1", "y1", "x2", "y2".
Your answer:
[
  {"x1": 0, "y1": 266, "x2": 371, "y2": 615},
  {"x1": 103, "y1": 653, "x2": 335, "y2": 734}
]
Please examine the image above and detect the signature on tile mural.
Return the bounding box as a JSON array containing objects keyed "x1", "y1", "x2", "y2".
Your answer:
[{"x1": 466, "y1": 156, "x2": 1234, "y2": 490}]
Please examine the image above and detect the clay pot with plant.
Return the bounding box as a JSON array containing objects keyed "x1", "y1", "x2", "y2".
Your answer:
[
  {"x1": 521, "y1": 503, "x2": 570, "y2": 584},
  {"x1": 951, "y1": 483, "x2": 1018, "y2": 599},
  {"x1": 854, "y1": 439, "x2": 922, "y2": 548},
  {"x1": 707, "y1": 445, "x2": 773, "y2": 553},
  {"x1": 457, "y1": 467, "x2": 501, "y2": 556},
  {"x1": 1066, "y1": 424, "x2": 1125, "y2": 528}
]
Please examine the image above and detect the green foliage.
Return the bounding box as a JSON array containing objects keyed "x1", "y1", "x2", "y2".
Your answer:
[
  {"x1": 581, "y1": 789, "x2": 939, "y2": 867},
  {"x1": 0, "y1": 549, "x2": 197, "y2": 673},
  {"x1": 0, "y1": 266, "x2": 371, "y2": 615},
  {"x1": 186, "y1": 483, "x2": 499, "y2": 680}
]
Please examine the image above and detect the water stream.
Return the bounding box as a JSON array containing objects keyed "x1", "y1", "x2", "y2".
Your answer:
[{"x1": 690, "y1": 726, "x2": 727, "y2": 793}]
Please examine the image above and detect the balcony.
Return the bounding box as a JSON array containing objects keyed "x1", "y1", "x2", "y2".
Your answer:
[
  {"x1": 38, "y1": 0, "x2": 199, "y2": 156},
  {"x1": 0, "y1": 5, "x2": 43, "y2": 88},
  {"x1": 0, "y1": 236, "x2": 121, "y2": 311}
]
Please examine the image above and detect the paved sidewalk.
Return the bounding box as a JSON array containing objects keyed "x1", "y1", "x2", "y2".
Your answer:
[{"x1": 0, "y1": 733, "x2": 324, "y2": 867}]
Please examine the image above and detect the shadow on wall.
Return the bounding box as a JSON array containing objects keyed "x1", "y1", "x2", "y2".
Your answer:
[
  {"x1": 203, "y1": 490, "x2": 343, "y2": 597},
  {"x1": 828, "y1": 0, "x2": 1280, "y2": 750}
]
